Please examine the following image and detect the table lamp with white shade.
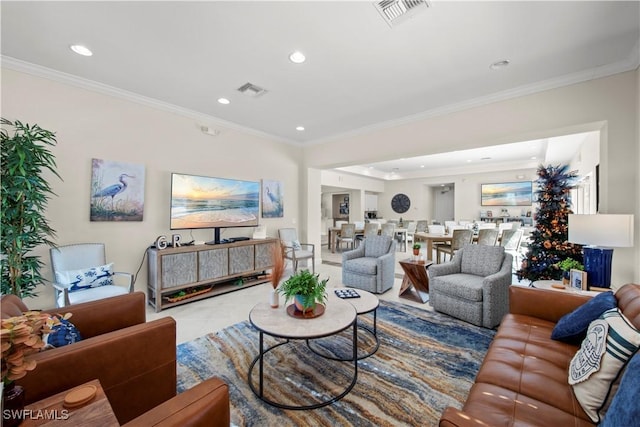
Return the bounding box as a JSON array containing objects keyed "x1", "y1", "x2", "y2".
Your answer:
[{"x1": 568, "y1": 214, "x2": 634, "y2": 288}]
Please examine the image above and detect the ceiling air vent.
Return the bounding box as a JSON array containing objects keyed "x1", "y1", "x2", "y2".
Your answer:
[
  {"x1": 374, "y1": 0, "x2": 430, "y2": 27},
  {"x1": 237, "y1": 82, "x2": 268, "y2": 98}
]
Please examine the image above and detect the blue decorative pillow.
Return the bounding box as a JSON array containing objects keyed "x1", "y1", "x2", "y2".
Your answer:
[
  {"x1": 551, "y1": 291, "x2": 617, "y2": 343},
  {"x1": 43, "y1": 318, "x2": 82, "y2": 348},
  {"x1": 600, "y1": 351, "x2": 640, "y2": 426},
  {"x1": 291, "y1": 240, "x2": 302, "y2": 251},
  {"x1": 55, "y1": 263, "x2": 114, "y2": 293}
]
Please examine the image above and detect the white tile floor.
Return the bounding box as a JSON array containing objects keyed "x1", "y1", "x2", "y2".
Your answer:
[
  {"x1": 147, "y1": 245, "x2": 433, "y2": 344},
  {"x1": 147, "y1": 243, "x2": 528, "y2": 344}
]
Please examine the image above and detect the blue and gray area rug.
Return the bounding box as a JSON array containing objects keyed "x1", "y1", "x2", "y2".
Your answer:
[{"x1": 177, "y1": 301, "x2": 495, "y2": 426}]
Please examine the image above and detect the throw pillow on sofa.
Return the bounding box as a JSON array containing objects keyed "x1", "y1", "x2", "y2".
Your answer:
[
  {"x1": 55, "y1": 263, "x2": 114, "y2": 292},
  {"x1": 599, "y1": 351, "x2": 640, "y2": 427},
  {"x1": 569, "y1": 308, "x2": 640, "y2": 423},
  {"x1": 551, "y1": 291, "x2": 617, "y2": 343},
  {"x1": 43, "y1": 317, "x2": 82, "y2": 348}
]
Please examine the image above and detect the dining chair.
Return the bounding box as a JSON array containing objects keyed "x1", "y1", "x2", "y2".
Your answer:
[
  {"x1": 335, "y1": 220, "x2": 348, "y2": 228},
  {"x1": 50, "y1": 243, "x2": 133, "y2": 307},
  {"x1": 477, "y1": 222, "x2": 497, "y2": 230},
  {"x1": 436, "y1": 229, "x2": 473, "y2": 263},
  {"x1": 444, "y1": 221, "x2": 458, "y2": 233},
  {"x1": 428, "y1": 224, "x2": 445, "y2": 234},
  {"x1": 476, "y1": 228, "x2": 499, "y2": 246},
  {"x1": 336, "y1": 223, "x2": 356, "y2": 251},
  {"x1": 356, "y1": 222, "x2": 379, "y2": 246},
  {"x1": 498, "y1": 222, "x2": 513, "y2": 234},
  {"x1": 415, "y1": 220, "x2": 429, "y2": 233},
  {"x1": 405, "y1": 221, "x2": 417, "y2": 245},
  {"x1": 500, "y1": 229, "x2": 524, "y2": 272},
  {"x1": 380, "y1": 223, "x2": 395, "y2": 237}
]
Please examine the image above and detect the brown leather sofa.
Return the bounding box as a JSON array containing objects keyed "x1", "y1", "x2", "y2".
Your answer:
[
  {"x1": 439, "y1": 283, "x2": 640, "y2": 427},
  {"x1": 2, "y1": 292, "x2": 230, "y2": 426}
]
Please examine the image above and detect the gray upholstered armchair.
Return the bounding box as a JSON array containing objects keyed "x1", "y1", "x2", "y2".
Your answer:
[
  {"x1": 342, "y1": 235, "x2": 396, "y2": 294},
  {"x1": 429, "y1": 244, "x2": 512, "y2": 328}
]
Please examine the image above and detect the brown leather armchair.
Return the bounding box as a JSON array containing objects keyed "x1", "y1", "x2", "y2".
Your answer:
[{"x1": 2, "y1": 292, "x2": 229, "y2": 425}]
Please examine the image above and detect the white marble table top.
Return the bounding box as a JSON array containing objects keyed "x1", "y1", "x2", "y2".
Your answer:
[
  {"x1": 249, "y1": 298, "x2": 356, "y2": 339},
  {"x1": 329, "y1": 287, "x2": 379, "y2": 314}
]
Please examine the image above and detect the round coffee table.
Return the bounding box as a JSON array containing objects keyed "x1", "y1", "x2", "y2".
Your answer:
[
  {"x1": 248, "y1": 298, "x2": 357, "y2": 410},
  {"x1": 308, "y1": 287, "x2": 380, "y2": 360}
]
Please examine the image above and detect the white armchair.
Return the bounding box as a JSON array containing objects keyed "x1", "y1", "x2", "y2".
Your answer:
[
  {"x1": 278, "y1": 228, "x2": 315, "y2": 273},
  {"x1": 50, "y1": 243, "x2": 133, "y2": 307}
]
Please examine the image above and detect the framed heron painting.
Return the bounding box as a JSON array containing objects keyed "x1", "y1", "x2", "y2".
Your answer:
[
  {"x1": 261, "y1": 179, "x2": 283, "y2": 218},
  {"x1": 90, "y1": 158, "x2": 145, "y2": 221}
]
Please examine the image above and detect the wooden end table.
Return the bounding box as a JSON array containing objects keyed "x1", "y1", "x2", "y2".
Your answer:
[
  {"x1": 399, "y1": 258, "x2": 433, "y2": 303},
  {"x1": 21, "y1": 379, "x2": 118, "y2": 427}
]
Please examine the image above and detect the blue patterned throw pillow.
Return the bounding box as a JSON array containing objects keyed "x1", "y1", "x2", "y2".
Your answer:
[
  {"x1": 551, "y1": 291, "x2": 617, "y2": 343},
  {"x1": 55, "y1": 263, "x2": 114, "y2": 293},
  {"x1": 43, "y1": 317, "x2": 82, "y2": 348}
]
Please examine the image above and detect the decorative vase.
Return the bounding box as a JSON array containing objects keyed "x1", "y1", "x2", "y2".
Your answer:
[
  {"x1": 2, "y1": 383, "x2": 25, "y2": 427},
  {"x1": 294, "y1": 295, "x2": 315, "y2": 314},
  {"x1": 269, "y1": 289, "x2": 279, "y2": 308}
]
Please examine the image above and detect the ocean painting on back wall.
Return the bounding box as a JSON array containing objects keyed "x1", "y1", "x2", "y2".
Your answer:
[
  {"x1": 91, "y1": 158, "x2": 145, "y2": 221},
  {"x1": 481, "y1": 181, "x2": 533, "y2": 206},
  {"x1": 262, "y1": 179, "x2": 283, "y2": 218}
]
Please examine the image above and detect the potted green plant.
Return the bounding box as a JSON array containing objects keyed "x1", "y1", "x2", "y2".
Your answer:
[
  {"x1": 412, "y1": 243, "x2": 421, "y2": 256},
  {"x1": 1, "y1": 118, "x2": 61, "y2": 298},
  {"x1": 278, "y1": 270, "x2": 328, "y2": 315},
  {"x1": 556, "y1": 258, "x2": 584, "y2": 284}
]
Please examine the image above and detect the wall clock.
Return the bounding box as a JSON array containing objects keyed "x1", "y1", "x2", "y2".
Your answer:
[{"x1": 391, "y1": 193, "x2": 410, "y2": 214}]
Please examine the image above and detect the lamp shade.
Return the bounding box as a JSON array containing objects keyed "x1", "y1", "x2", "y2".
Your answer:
[{"x1": 568, "y1": 214, "x2": 634, "y2": 247}]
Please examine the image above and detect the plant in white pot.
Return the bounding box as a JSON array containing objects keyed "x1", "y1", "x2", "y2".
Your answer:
[{"x1": 278, "y1": 270, "x2": 328, "y2": 315}]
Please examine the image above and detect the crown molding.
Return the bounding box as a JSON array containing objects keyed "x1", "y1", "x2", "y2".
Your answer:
[
  {"x1": 1, "y1": 56, "x2": 301, "y2": 146},
  {"x1": 307, "y1": 52, "x2": 640, "y2": 147}
]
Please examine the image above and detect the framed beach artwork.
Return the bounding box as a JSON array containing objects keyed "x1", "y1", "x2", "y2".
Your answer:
[
  {"x1": 262, "y1": 179, "x2": 283, "y2": 218},
  {"x1": 481, "y1": 181, "x2": 533, "y2": 206},
  {"x1": 90, "y1": 158, "x2": 145, "y2": 221}
]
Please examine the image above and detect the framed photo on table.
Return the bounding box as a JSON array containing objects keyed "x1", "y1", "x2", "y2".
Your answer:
[{"x1": 570, "y1": 269, "x2": 588, "y2": 291}]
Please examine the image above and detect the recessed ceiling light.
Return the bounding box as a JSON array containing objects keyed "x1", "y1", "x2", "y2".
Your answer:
[
  {"x1": 70, "y1": 44, "x2": 93, "y2": 56},
  {"x1": 296, "y1": 126, "x2": 305, "y2": 131},
  {"x1": 217, "y1": 98, "x2": 230, "y2": 105},
  {"x1": 466, "y1": 159, "x2": 472, "y2": 163},
  {"x1": 481, "y1": 157, "x2": 492, "y2": 160},
  {"x1": 530, "y1": 156, "x2": 536, "y2": 160},
  {"x1": 420, "y1": 165, "x2": 425, "y2": 168},
  {"x1": 489, "y1": 60, "x2": 510, "y2": 70},
  {"x1": 289, "y1": 51, "x2": 306, "y2": 64}
]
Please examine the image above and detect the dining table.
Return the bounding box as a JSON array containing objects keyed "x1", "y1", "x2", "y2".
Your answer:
[
  {"x1": 413, "y1": 231, "x2": 482, "y2": 262},
  {"x1": 412, "y1": 232, "x2": 454, "y2": 261},
  {"x1": 328, "y1": 226, "x2": 408, "y2": 253}
]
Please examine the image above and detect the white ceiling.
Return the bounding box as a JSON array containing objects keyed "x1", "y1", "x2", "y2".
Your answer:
[{"x1": 2, "y1": 1, "x2": 638, "y2": 177}]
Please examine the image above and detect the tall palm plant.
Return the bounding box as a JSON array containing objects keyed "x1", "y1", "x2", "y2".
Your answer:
[{"x1": 1, "y1": 118, "x2": 61, "y2": 298}]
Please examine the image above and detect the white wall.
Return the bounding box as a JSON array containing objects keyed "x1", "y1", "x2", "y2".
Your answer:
[
  {"x1": 305, "y1": 70, "x2": 639, "y2": 286},
  {"x1": 2, "y1": 68, "x2": 303, "y2": 308}
]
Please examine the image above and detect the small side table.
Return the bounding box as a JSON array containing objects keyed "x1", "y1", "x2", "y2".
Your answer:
[
  {"x1": 531, "y1": 280, "x2": 601, "y2": 297},
  {"x1": 21, "y1": 379, "x2": 118, "y2": 427},
  {"x1": 399, "y1": 258, "x2": 433, "y2": 303}
]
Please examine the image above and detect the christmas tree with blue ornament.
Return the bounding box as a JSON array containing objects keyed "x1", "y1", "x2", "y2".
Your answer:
[{"x1": 517, "y1": 164, "x2": 583, "y2": 282}]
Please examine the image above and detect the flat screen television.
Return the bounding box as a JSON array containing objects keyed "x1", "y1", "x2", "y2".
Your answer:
[
  {"x1": 170, "y1": 173, "x2": 260, "y2": 243},
  {"x1": 481, "y1": 181, "x2": 533, "y2": 206}
]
